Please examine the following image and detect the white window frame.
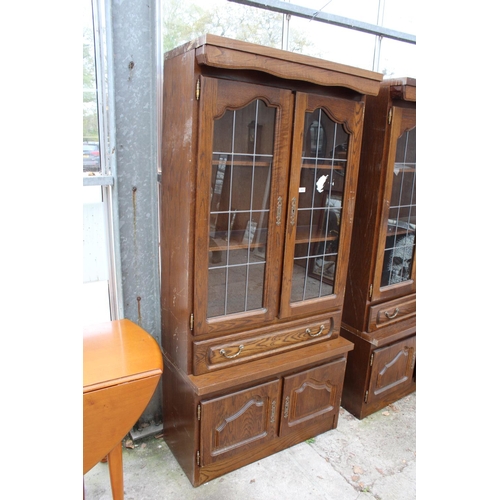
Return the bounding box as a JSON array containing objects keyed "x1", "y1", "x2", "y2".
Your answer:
[{"x1": 83, "y1": 0, "x2": 123, "y2": 320}]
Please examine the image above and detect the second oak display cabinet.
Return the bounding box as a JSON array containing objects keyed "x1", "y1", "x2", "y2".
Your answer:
[
  {"x1": 160, "y1": 35, "x2": 382, "y2": 486},
  {"x1": 340, "y1": 78, "x2": 416, "y2": 419}
]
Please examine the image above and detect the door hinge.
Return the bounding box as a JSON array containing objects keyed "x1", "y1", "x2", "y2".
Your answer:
[
  {"x1": 369, "y1": 284, "x2": 373, "y2": 299},
  {"x1": 196, "y1": 450, "x2": 200, "y2": 466},
  {"x1": 388, "y1": 107, "x2": 393, "y2": 125},
  {"x1": 197, "y1": 404, "x2": 201, "y2": 421},
  {"x1": 364, "y1": 390, "x2": 369, "y2": 403},
  {"x1": 370, "y1": 353, "x2": 374, "y2": 366},
  {"x1": 196, "y1": 78, "x2": 201, "y2": 101},
  {"x1": 190, "y1": 313, "x2": 194, "y2": 332}
]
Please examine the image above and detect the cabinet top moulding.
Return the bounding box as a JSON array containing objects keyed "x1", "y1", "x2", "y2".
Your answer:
[
  {"x1": 165, "y1": 34, "x2": 383, "y2": 96},
  {"x1": 386, "y1": 77, "x2": 416, "y2": 102}
]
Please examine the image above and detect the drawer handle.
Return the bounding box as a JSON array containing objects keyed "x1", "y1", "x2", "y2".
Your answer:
[
  {"x1": 220, "y1": 344, "x2": 244, "y2": 359},
  {"x1": 385, "y1": 307, "x2": 400, "y2": 319},
  {"x1": 306, "y1": 324, "x2": 325, "y2": 337}
]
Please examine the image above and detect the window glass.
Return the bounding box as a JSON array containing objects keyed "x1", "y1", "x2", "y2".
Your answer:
[
  {"x1": 83, "y1": 0, "x2": 111, "y2": 325},
  {"x1": 83, "y1": 0, "x2": 100, "y2": 173}
]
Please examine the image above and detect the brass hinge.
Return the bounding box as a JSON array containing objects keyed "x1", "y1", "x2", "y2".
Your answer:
[
  {"x1": 411, "y1": 351, "x2": 416, "y2": 371},
  {"x1": 190, "y1": 313, "x2": 194, "y2": 332},
  {"x1": 196, "y1": 450, "x2": 200, "y2": 466},
  {"x1": 369, "y1": 284, "x2": 373, "y2": 299},
  {"x1": 196, "y1": 78, "x2": 201, "y2": 101},
  {"x1": 197, "y1": 404, "x2": 201, "y2": 421},
  {"x1": 388, "y1": 107, "x2": 393, "y2": 125},
  {"x1": 364, "y1": 391, "x2": 369, "y2": 403},
  {"x1": 370, "y1": 354, "x2": 374, "y2": 366}
]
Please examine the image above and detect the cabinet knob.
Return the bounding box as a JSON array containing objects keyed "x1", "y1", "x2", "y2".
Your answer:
[
  {"x1": 305, "y1": 324, "x2": 325, "y2": 337},
  {"x1": 220, "y1": 345, "x2": 244, "y2": 359}
]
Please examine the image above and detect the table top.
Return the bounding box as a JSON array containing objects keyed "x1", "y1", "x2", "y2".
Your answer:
[{"x1": 83, "y1": 319, "x2": 163, "y2": 393}]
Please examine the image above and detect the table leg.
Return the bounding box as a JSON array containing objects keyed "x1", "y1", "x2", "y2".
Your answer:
[{"x1": 108, "y1": 443, "x2": 124, "y2": 500}]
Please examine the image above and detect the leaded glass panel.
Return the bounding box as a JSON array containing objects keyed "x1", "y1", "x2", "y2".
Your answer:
[
  {"x1": 207, "y1": 99, "x2": 275, "y2": 318},
  {"x1": 381, "y1": 126, "x2": 416, "y2": 287},
  {"x1": 290, "y1": 108, "x2": 349, "y2": 303}
]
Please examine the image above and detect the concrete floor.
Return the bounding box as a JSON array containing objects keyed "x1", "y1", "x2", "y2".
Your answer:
[{"x1": 84, "y1": 392, "x2": 415, "y2": 500}]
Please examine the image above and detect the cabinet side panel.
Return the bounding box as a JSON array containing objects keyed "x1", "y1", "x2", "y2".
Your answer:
[
  {"x1": 160, "y1": 50, "x2": 198, "y2": 373},
  {"x1": 342, "y1": 86, "x2": 390, "y2": 330},
  {"x1": 339, "y1": 327, "x2": 373, "y2": 418},
  {"x1": 162, "y1": 358, "x2": 198, "y2": 485}
]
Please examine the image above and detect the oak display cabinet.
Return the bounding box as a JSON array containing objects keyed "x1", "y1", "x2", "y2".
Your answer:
[
  {"x1": 159, "y1": 34, "x2": 382, "y2": 486},
  {"x1": 340, "y1": 78, "x2": 416, "y2": 419}
]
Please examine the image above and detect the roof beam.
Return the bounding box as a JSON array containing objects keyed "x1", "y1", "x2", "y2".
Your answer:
[{"x1": 227, "y1": 0, "x2": 416, "y2": 44}]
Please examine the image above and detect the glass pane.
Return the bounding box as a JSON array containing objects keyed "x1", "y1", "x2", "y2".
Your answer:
[
  {"x1": 83, "y1": 1, "x2": 100, "y2": 173},
  {"x1": 291, "y1": 108, "x2": 347, "y2": 302},
  {"x1": 207, "y1": 99, "x2": 276, "y2": 318},
  {"x1": 381, "y1": 126, "x2": 416, "y2": 287}
]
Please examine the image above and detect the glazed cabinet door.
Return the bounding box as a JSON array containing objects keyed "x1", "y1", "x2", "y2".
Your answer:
[
  {"x1": 194, "y1": 77, "x2": 293, "y2": 336},
  {"x1": 281, "y1": 92, "x2": 365, "y2": 318},
  {"x1": 366, "y1": 335, "x2": 416, "y2": 407},
  {"x1": 199, "y1": 379, "x2": 280, "y2": 466},
  {"x1": 280, "y1": 358, "x2": 346, "y2": 438},
  {"x1": 372, "y1": 107, "x2": 416, "y2": 302}
]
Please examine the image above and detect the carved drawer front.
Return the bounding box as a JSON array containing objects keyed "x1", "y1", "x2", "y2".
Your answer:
[
  {"x1": 280, "y1": 358, "x2": 346, "y2": 438},
  {"x1": 193, "y1": 312, "x2": 340, "y2": 375},
  {"x1": 199, "y1": 379, "x2": 280, "y2": 466},
  {"x1": 368, "y1": 294, "x2": 416, "y2": 332},
  {"x1": 367, "y1": 335, "x2": 416, "y2": 406}
]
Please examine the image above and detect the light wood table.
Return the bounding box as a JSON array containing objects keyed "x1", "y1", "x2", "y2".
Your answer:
[{"x1": 83, "y1": 319, "x2": 163, "y2": 499}]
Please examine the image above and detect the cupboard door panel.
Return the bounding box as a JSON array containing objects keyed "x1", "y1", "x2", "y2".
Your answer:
[
  {"x1": 367, "y1": 336, "x2": 416, "y2": 404},
  {"x1": 281, "y1": 92, "x2": 364, "y2": 318},
  {"x1": 195, "y1": 77, "x2": 293, "y2": 337},
  {"x1": 200, "y1": 379, "x2": 280, "y2": 466},
  {"x1": 280, "y1": 358, "x2": 346, "y2": 437}
]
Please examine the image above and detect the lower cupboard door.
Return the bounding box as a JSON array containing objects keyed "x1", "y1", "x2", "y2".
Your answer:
[
  {"x1": 367, "y1": 336, "x2": 416, "y2": 405},
  {"x1": 199, "y1": 379, "x2": 280, "y2": 466},
  {"x1": 280, "y1": 358, "x2": 346, "y2": 438}
]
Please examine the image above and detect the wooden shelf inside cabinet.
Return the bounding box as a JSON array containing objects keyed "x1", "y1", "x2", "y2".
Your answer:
[
  {"x1": 209, "y1": 233, "x2": 267, "y2": 252},
  {"x1": 301, "y1": 161, "x2": 346, "y2": 170},
  {"x1": 211, "y1": 159, "x2": 272, "y2": 168},
  {"x1": 295, "y1": 225, "x2": 338, "y2": 245},
  {"x1": 386, "y1": 222, "x2": 416, "y2": 238}
]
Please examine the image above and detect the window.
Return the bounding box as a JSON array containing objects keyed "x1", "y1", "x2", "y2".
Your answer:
[{"x1": 83, "y1": 0, "x2": 120, "y2": 324}]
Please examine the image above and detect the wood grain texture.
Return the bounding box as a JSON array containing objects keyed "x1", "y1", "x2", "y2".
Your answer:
[
  {"x1": 159, "y1": 35, "x2": 382, "y2": 485},
  {"x1": 193, "y1": 34, "x2": 383, "y2": 95},
  {"x1": 83, "y1": 319, "x2": 163, "y2": 499},
  {"x1": 340, "y1": 79, "x2": 416, "y2": 419}
]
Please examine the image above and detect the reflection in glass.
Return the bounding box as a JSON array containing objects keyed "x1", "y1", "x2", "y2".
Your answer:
[
  {"x1": 291, "y1": 108, "x2": 349, "y2": 303},
  {"x1": 207, "y1": 100, "x2": 276, "y2": 318},
  {"x1": 381, "y1": 126, "x2": 416, "y2": 287}
]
